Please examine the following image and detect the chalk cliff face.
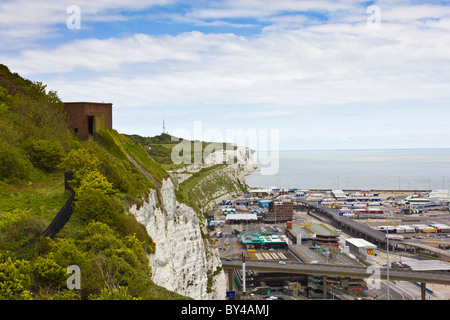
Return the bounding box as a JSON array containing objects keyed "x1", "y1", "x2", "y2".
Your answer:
[
  {"x1": 129, "y1": 147, "x2": 257, "y2": 300},
  {"x1": 171, "y1": 147, "x2": 258, "y2": 213},
  {"x1": 130, "y1": 178, "x2": 227, "y2": 300}
]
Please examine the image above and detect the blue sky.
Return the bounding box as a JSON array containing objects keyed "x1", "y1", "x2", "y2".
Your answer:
[{"x1": 1, "y1": 0, "x2": 450, "y2": 150}]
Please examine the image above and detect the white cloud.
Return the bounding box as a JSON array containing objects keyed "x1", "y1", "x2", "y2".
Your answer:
[
  {"x1": 0, "y1": 0, "x2": 178, "y2": 48},
  {"x1": 2, "y1": 0, "x2": 450, "y2": 148},
  {"x1": 6, "y1": 13, "x2": 449, "y2": 110}
]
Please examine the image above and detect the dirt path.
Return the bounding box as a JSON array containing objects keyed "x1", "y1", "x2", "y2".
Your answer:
[{"x1": 126, "y1": 153, "x2": 166, "y2": 215}]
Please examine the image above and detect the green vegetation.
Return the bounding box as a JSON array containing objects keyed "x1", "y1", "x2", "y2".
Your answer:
[
  {"x1": 0, "y1": 64, "x2": 189, "y2": 300},
  {"x1": 127, "y1": 133, "x2": 248, "y2": 220},
  {"x1": 175, "y1": 164, "x2": 226, "y2": 216},
  {"x1": 126, "y1": 133, "x2": 237, "y2": 171},
  {"x1": 24, "y1": 139, "x2": 65, "y2": 172},
  {"x1": 126, "y1": 133, "x2": 246, "y2": 218}
]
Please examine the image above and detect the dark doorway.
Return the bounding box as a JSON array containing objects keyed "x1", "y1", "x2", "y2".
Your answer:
[{"x1": 87, "y1": 116, "x2": 94, "y2": 136}]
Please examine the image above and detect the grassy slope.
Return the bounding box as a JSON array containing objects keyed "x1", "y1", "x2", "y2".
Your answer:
[
  {"x1": 127, "y1": 134, "x2": 248, "y2": 217},
  {"x1": 0, "y1": 172, "x2": 68, "y2": 220},
  {"x1": 0, "y1": 64, "x2": 189, "y2": 300}
]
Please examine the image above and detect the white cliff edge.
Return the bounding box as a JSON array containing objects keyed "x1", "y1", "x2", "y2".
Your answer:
[{"x1": 129, "y1": 147, "x2": 257, "y2": 300}]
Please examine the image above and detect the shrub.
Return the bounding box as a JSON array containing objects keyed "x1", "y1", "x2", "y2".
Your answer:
[
  {"x1": 89, "y1": 286, "x2": 139, "y2": 300},
  {"x1": 0, "y1": 209, "x2": 47, "y2": 252},
  {"x1": 73, "y1": 187, "x2": 123, "y2": 225},
  {"x1": 0, "y1": 142, "x2": 32, "y2": 181},
  {"x1": 0, "y1": 258, "x2": 32, "y2": 300},
  {"x1": 24, "y1": 139, "x2": 65, "y2": 172},
  {"x1": 30, "y1": 253, "x2": 66, "y2": 293},
  {"x1": 74, "y1": 170, "x2": 116, "y2": 196}
]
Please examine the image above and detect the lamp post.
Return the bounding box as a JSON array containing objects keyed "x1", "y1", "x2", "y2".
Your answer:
[
  {"x1": 242, "y1": 252, "x2": 246, "y2": 296},
  {"x1": 386, "y1": 230, "x2": 390, "y2": 300}
]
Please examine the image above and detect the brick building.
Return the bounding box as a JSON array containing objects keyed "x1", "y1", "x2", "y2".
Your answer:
[
  {"x1": 266, "y1": 200, "x2": 293, "y2": 222},
  {"x1": 63, "y1": 102, "x2": 112, "y2": 140}
]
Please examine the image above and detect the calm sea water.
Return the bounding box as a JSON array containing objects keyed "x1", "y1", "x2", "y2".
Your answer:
[{"x1": 245, "y1": 149, "x2": 450, "y2": 190}]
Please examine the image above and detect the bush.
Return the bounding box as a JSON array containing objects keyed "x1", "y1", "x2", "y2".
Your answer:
[
  {"x1": 0, "y1": 258, "x2": 32, "y2": 300},
  {"x1": 24, "y1": 139, "x2": 65, "y2": 172},
  {"x1": 113, "y1": 213, "x2": 155, "y2": 254},
  {"x1": 73, "y1": 187, "x2": 124, "y2": 225},
  {"x1": 0, "y1": 209, "x2": 47, "y2": 252},
  {"x1": 0, "y1": 142, "x2": 33, "y2": 181}
]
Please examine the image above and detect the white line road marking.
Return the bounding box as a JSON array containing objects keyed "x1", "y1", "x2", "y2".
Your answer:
[
  {"x1": 263, "y1": 253, "x2": 272, "y2": 259},
  {"x1": 270, "y1": 253, "x2": 279, "y2": 259}
]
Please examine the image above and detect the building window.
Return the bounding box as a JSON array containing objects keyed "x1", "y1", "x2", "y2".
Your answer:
[{"x1": 74, "y1": 128, "x2": 78, "y2": 133}]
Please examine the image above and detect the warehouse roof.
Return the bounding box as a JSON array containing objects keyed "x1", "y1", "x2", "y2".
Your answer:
[{"x1": 345, "y1": 238, "x2": 377, "y2": 248}]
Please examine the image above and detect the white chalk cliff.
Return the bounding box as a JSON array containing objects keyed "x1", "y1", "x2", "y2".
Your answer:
[
  {"x1": 129, "y1": 148, "x2": 257, "y2": 300},
  {"x1": 130, "y1": 178, "x2": 226, "y2": 300}
]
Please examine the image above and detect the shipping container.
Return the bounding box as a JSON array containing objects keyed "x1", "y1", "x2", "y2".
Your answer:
[
  {"x1": 368, "y1": 208, "x2": 384, "y2": 214},
  {"x1": 386, "y1": 235, "x2": 404, "y2": 240},
  {"x1": 378, "y1": 226, "x2": 396, "y2": 233}
]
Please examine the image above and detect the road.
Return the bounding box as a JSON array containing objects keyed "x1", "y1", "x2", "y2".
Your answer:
[{"x1": 221, "y1": 259, "x2": 450, "y2": 285}]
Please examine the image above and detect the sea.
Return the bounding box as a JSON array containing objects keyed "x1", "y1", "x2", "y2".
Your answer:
[{"x1": 245, "y1": 149, "x2": 450, "y2": 191}]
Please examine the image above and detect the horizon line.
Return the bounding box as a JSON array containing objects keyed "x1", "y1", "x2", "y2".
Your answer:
[{"x1": 257, "y1": 147, "x2": 450, "y2": 152}]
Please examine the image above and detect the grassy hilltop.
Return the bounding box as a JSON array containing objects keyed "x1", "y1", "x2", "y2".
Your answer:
[
  {"x1": 0, "y1": 64, "x2": 188, "y2": 300},
  {"x1": 126, "y1": 134, "x2": 248, "y2": 216}
]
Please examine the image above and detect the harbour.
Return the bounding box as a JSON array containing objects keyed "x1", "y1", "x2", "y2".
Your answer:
[{"x1": 212, "y1": 185, "x2": 450, "y2": 300}]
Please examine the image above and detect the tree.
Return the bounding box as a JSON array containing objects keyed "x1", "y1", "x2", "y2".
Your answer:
[{"x1": 24, "y1": 139, "x2": 65, "y2": 172}]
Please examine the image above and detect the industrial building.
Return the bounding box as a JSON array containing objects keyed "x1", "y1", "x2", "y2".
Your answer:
[
  {"x1": 286, "y1": 223, "x2": 340, "y2": 248},
  {"x1": 249, "y1": 189, "x2": 269, "y2": 198},
  {"x1": 332, "y1": 190, "x2": 347, "y2": 201},
  {"x1": 266, "y1": 200, "x2": 293, "y2": 222},
  {"x1": 226, "y1": 213, "x2": 259, "y2": 224},
  {"x1": 345, "y1": 238, "x2": 377, "y2": 260},
  {"x1": 239, "y1": 234, "x2": 287, "y2": 250}
]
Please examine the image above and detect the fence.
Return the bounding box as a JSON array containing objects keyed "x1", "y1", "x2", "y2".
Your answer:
[
  {"x1": 42, "y1": 191, "x2": 75, "y2": 239},
  {"x1": 1, "y1": 172, "x2": 75, "y2": 261}
]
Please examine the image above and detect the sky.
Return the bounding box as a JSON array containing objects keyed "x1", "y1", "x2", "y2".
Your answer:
[{"x1": 1, "y1": 0, "x2": 450, "y2": 151}]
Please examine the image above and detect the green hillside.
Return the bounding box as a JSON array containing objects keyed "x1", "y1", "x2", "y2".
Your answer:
[{"x1": 0, "y1": 64, "x2": 188, "y2": 300}]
